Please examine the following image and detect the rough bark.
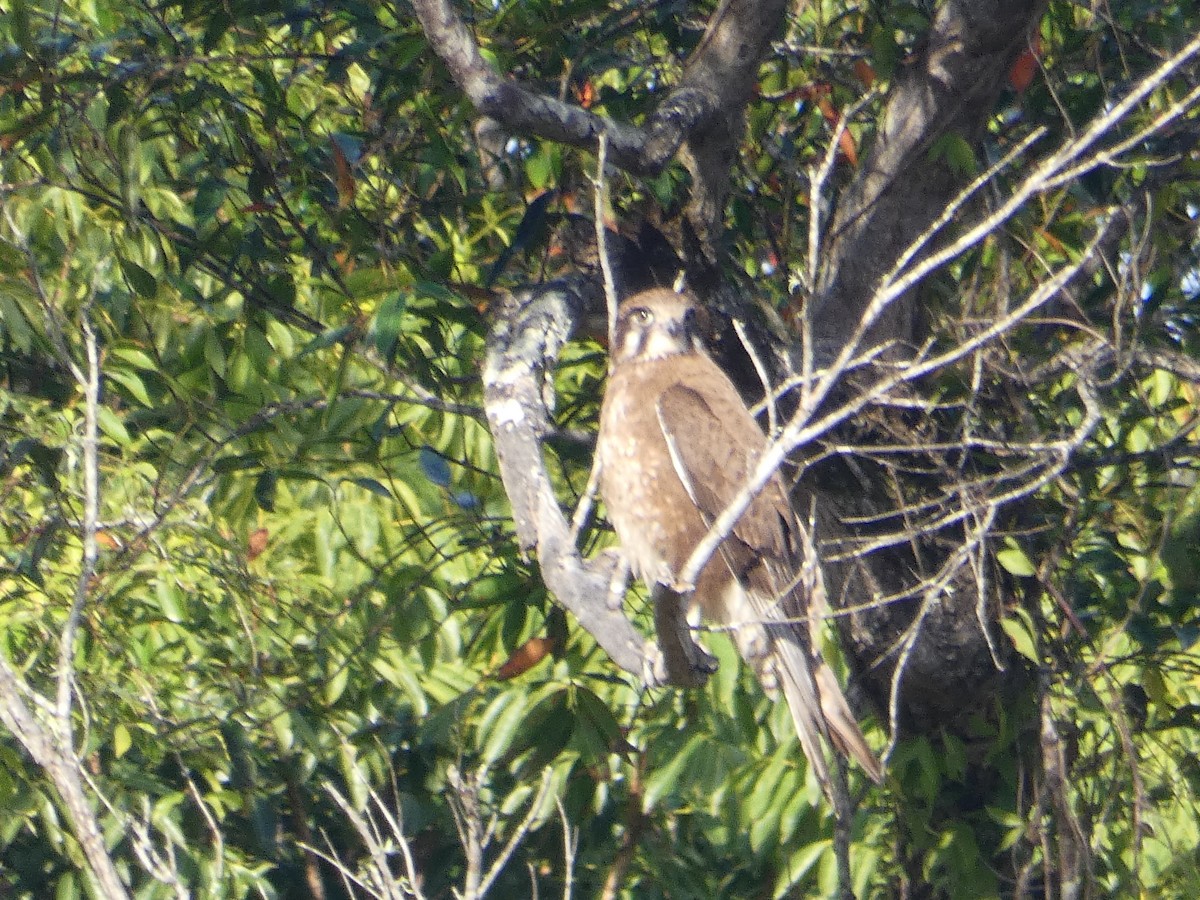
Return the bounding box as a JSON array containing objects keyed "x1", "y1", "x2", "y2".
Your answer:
[{"x1": 813, "y1": 0, "x2": 1047, "y2": 358}]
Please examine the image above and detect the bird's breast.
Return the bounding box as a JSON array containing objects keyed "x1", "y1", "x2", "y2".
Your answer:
[{"x1": 597, "y1": 365, "x2": 715, "y2": 586}]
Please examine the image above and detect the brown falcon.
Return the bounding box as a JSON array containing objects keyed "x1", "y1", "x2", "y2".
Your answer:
[{"x1": 597, "y1": 288, "x2": 882, "y2": 788}]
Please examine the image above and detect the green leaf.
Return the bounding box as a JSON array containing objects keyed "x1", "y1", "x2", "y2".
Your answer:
[
  {"x1": 109, "y1": 346, "x2": 158, "y2": 371},
  {"x1": 476, "y1": 691, "x2": 530, "y2": 766},
  {"x1": 193, "y1": 177, "x2": 228, "y2": 223},
  {"x1": 643, "y1": 732, "x2": 707, "y2": 812},
  {"x1": 371, "y1": 650, "x2": 427, "y2": 715},
  {"x1": 325, "y1": 665, "x2": 350, "y2": 705},
  {"x1": 55, "y1": 871, "x2": 78, "y2": 900},
  {"x1": 96, "y1": 406, "x2": 132, "y2": 446},
  {"x1": 1000, "y1": 608, "x2": 1040, "y2": 664},
  {"x1": 0, "y1": 293, "x2": 34, "y2": 353},
  {"x1": 996, "y1": 541, "x2": 1036, "y2": 577},
  {"x1": 524, "y1": 145, "x2": 558, "y2": 189},
  {"x1": 572, "y1": 687, "x2": 623, "y2": 752},
  {"x1": 254, "y1": 471, "x2": 277, "y2": 512},
  {"x1": 118, "y1": 256, "x2": 158, "y2": 298},
  {"x1": 929, "y1": 133, "x2": 977, "y2": 177},
  {"x1": 869, "y1": 24, "x2": 899, "y2": 79},
  {"x1": 213, "y1": 453, "x2": 263, "y2": 473},
  {"x1": 774, "y1": 839, "x2": 831, "y2": 898},
  {"x1": 349, "y1": 477, "x2": 391, "y2": 499},
  {"x1": 155, "y1": 579, "x2": 186, "y2": 624},
  {"x1": 113, "y1": 724, "x2": 131, "y2": 759},
  {"x1": 372, "y1": 292, "x2": 406, "y2": 361},
  {"x1": 204, "y1": 329, "x2": 227, "y2": 376},
  {"x1": 108, "y1": 369, "x2": 152, "y2": 406},
  {"x1": 299, "y1": 324, "x2": 355, "y2": 356},
  {"x1": 9, "y1": 0, "x2": 32, "y2": 51},
  {"x1": 243, "y1": 325, "x2": 275, "y2": 374}
]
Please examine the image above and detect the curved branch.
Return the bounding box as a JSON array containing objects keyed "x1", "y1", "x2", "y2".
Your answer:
[
  {"x1": 411, "y1": 0, "x2": 786, "y2": 258},
  {"x1": 411, "y1": 0, "x2": 671, "y2": 174},
  {"x1": 482, "y1": 279, "x2": 648, "y2": 678}
]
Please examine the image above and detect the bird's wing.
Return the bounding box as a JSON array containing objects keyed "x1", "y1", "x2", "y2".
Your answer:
[
  {"x1": 658, "y1": 382, "x2": 885, "y2": 788},
  {"x1": 655, "y1": 383, "x2": 793, "y2": 560}
]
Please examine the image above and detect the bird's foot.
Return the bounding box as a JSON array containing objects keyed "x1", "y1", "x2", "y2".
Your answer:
[
  {"x1": 643, "y1": 638, "x2": 717, "y2": 689},
  {"x1": 595, "y1": 548, "x2": 631, "y2": 611}
]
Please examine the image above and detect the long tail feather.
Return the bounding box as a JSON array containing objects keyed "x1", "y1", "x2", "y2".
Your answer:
[
  {"x1": 748, "y1": 580, "x2": 884, "y2": 789},
  {"x1": 814, "y1": 660, "x2": 884, "y2": 784}
]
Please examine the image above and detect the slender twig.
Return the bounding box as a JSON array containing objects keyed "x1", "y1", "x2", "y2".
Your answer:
[
  {"x1": 804, "y1": 88, "x2": 878, "y2": 398},
  {"x1": 733, "y1": 318, "x2": 779, "y2": 437},
  {"x1": 594, "y1": 134, "x2": 620, "y2": 354},
  {"x1": 324, "y1": 782, "x2": 409, "y2": 900},
  {"x1": 568, "y1": 136, "x2": 620, "y2": 544},
  {"x1": 557, "y1": 796, "x2": 577, "y2": 900},
  {"x1": 57, "y1": 316, "x2": 100, "y2": 725},
  {"x1": 474, "y1": 767, "x2": 555, "y2": 900}
]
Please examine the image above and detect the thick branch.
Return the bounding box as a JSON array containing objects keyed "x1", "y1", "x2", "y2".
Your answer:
[
  {"x1": 411, "y1": 0, "x2": 660, "y2": 173},
  {"x1": 674, "y1": 0, "x2": 788, "y2": 251},
  {"x1": 483, "y1": 280, "x2": 648, "y2": 678},
  {"x1": 411, "y1": 0, "x2": 786, "y2": 261},
  {"x1": 813, "y1": 0, "x2": 1046, "y2": 355}
]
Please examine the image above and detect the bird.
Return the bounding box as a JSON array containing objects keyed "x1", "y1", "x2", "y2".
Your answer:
[{"x1": 596, "y1": 287, "x2": 883, "y2": 789}]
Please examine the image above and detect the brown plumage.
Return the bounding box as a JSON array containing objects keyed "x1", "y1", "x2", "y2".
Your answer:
[{"x1": 597, "y1": 288, "x2": 883, "y2": 789}]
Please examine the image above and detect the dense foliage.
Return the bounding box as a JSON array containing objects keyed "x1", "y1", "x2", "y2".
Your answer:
[{"x1": 1, "y1": 0, "x2": 1199, "y2": 897}]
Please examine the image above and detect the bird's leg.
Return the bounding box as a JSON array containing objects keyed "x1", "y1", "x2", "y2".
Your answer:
[
  {"x1": 598, "y1": 548, "x2": 631, "y2": 611},
  {"x1": 649, "y1": 584, "x2": 718, "y2": 688}
]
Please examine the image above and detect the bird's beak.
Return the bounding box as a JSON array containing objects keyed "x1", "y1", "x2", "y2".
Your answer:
[{"x1": 666, "y1": 318, "x2": 691, "y2": 341}]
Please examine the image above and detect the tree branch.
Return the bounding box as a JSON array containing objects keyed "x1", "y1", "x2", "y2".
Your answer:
[
  {"x1": 813, "y1": 0, "x2": 1047, "y2": 356},
  {"x1": 410, "y1": 0, "x2": 653, "y2": 173},
  {"x1": 482, "y1": 280, "x2": 650, "y2": 679},
  {"x1": 411, "y1": 0, "x2": 786, "y2": 259}
]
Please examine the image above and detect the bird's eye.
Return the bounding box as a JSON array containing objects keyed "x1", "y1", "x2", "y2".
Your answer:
[{"x1": 629, "y1": 307, "x2": 652, "y2": 324}]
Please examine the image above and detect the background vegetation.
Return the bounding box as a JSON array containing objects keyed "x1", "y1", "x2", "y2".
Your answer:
[{"x1": 1, "y1": 0, "x2": 1199, "y2": 897}]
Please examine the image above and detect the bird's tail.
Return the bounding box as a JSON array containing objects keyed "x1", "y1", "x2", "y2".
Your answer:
[
  {"x1": 767, "y1": 623, "x2": 835, "y2": 790},
  {"x1": 813, "y1": 657, "x2": 884, "y2": 784},
  {"x1": 718, "y1": 567, "x2": 884, "y2": 790},
  {"x1": 765, "y1": 614, "x2": 884, "y2": 788}
]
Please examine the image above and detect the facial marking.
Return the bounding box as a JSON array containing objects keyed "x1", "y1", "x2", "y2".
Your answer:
[{"x1": 617, "y1": 300, "x2": 697, "y2": 361}]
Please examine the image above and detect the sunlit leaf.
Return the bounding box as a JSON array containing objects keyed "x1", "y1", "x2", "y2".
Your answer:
[
  {"x1": 113, "y1": 724, "x2": 131, "y2": 760},
  {"x1": 997, "y1": 542, "x2": 1036, "y2": 577},
  {"x1": 1000, "y1": 608, "x2": 1040, "y2": 664}
]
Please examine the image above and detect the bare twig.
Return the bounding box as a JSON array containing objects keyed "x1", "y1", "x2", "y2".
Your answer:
[
  {"x1": 676, "y1": 217, "x2": 1112, "y2": 596},
  {"x1": 323, "y1": 782, "x2": 412, "y2": 900},
  {"x1": 733, "y1": 318, "x2": 779, "y2": 437},
  {"x1": 474, "y1": 766, "x2": 555, "y2": 900},
  {"x1": 557, "y1": 796, "x2": 577, "y2": 900},
  {"x1": 594, "y1": 134, "x2": 620, "y2": 353},
  {"x1": 57, "y1": 316, "x2": 100, "y2": 724},
  {"x1": 569, "y1": 135, "x2": 620, "y2": 545}
]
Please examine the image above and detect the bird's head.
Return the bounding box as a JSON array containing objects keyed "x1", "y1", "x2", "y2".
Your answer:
[{"x1": 613, "y1": 289, "x2": 706, "y2": 363}]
